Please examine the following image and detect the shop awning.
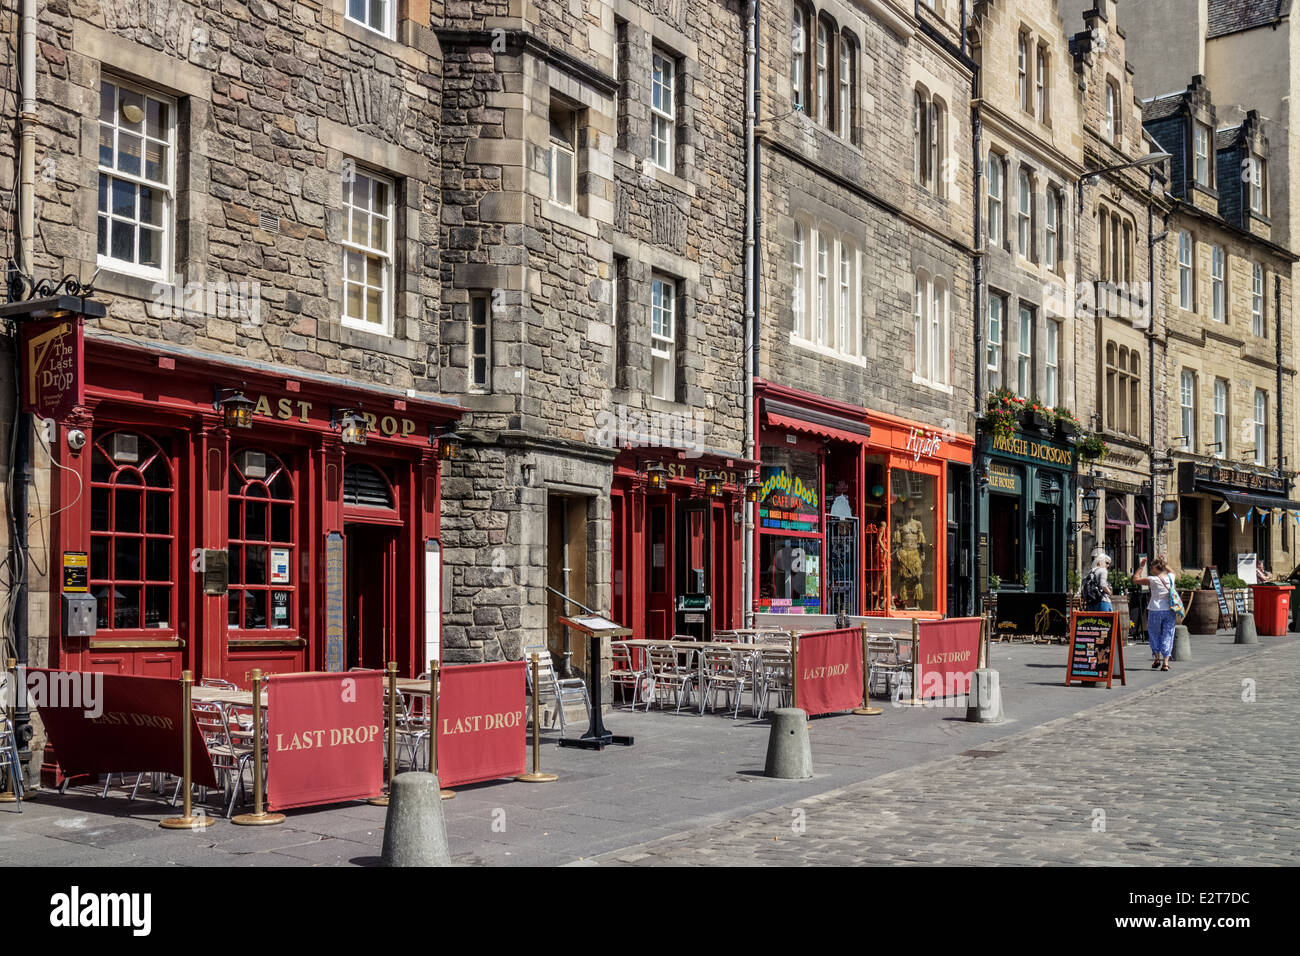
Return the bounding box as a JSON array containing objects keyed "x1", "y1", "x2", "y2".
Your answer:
[
  {"x1": 763, "y1": 399, "x2": 870, "y2": 445},
  {"x1": 1106, "y1": 498, "x2": 1130, "y2": 526},
  {"x1": 1221, "y1": 490, "x2": 1300, "y2": 512}
]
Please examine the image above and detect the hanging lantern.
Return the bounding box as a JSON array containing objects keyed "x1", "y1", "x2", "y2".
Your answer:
[
  {"x1": 646, "y1": 462, "x2": 668, "y2": 492},
  {"x1": 214, "y1": 384, "x2": 255, "y2": 430}
]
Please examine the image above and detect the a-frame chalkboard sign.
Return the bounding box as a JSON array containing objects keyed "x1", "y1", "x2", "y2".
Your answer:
[{"x1": 1064, "y1": 610, "x2": 1126, "y2": 688}]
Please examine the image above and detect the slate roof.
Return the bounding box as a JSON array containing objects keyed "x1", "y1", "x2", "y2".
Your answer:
[
  {"x1": 1207, "y1": 0, "x2": 1290, "y2": 39},
  {"x1": 1216, "y1": 125, "x2": 1243, "y2": 151},
  {"x1": 1142, "y1": 93, "x2": 1184, "y2": 122}
]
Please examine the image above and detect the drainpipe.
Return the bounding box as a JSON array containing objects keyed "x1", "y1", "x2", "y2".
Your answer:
[
  {"x1": 742, "y1": 0, "x2": 757, "y2": 628},
  {"x1": 1147, "y1": 187, "x2": 1157, "y2": 557},
  {"x1": 970, "y1": 102, "x2": 982, "y2": 616},
  {"x1": 1276, "y1": 271, "x2": 1285, "y2": 490},
  {"x1": 9, "y1": 0, "x2": 40, "y2": 756}
]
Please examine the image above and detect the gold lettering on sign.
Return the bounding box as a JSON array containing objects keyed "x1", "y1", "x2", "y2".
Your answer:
[
  {"x1": 441, "y1": 710, "x2": 524, "y2": 734},
  {"x1": 273, "y1": 725, "x2": 382, "y2": 751}
]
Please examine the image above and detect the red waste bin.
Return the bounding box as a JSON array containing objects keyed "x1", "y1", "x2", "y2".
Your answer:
[{"x1": 1250, "y1": 584, "x2": 1294, "y2": 636}]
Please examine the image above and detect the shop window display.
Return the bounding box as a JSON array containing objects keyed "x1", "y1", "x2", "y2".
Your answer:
[
  {"x1": 891, "y1": 470, "x2": 936, "y2": 611},
  {"x1": 758, "y1": 447, "x2": 822, "y2": 612}
]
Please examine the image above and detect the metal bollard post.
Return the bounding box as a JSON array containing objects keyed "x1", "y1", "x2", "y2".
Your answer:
[
  {"x1": 790, "y1": 632, "x2": 799, "y2": 712},
  {"x1": 429, "y1": 660, "x2": 454, "y2": 800},
  {"x1": 233, "y1": 670, "x2": 284, "y2": 826},
  {"x1": 369, "y1": 662, "x2": 399, "y2": 806},
  {"x1": 0, "y1": 658, "x2": 18, "y2": 803},
  {"x1": 852, "y1": 624, "x2": 882, "y2": 716},
  {"x1": 516, "y1": 654, "x2": 558, "y2": 783},
  {"x1": 161, "y1": 670, "x2": 216, "y2": 830}
]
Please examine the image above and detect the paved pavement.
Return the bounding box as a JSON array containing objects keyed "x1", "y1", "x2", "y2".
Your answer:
[
  {"x1": 591, "y1": 639, "x2": 1300, "y2": 866},
  {"x1": 0, "y1": 631, "x2": 1293, "y2": 866}
]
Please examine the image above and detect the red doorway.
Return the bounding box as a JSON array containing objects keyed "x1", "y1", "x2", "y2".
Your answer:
[{"x1": 345, "y1": 523, "x2": 397, "y2": 670}]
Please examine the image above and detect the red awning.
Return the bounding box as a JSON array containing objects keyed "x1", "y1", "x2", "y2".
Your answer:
[{"x1": 766, "y1": 411, "x2": 869, "y2": 446}]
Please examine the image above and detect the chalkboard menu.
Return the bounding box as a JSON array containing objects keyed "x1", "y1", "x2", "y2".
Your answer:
[
  {"x1": 1065, "y1": 611, "x2": 1126, "y2": 687},
  {"x1": 1233, "y1": 590, "x2": 1248, "y2": 617},
  {"x1": 1203, "y1": 566, "x2": 1230, "y2": 616}
]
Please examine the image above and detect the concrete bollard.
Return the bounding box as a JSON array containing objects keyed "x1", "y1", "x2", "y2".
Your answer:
[
  {"x1": 965, "y1": 669, "x2": 1003, "y2": 723},
  {"x1": 380, "y1": 772, "x2": 451, "y2": 867},
  {"x1": 1170, "y1": 625, "x2": 1193, "y2": 662},
  {"x1": 1235, "y1": 613, "x2": 1259, "y2": 645},
  {"x1": 764, "y1": 708, "x2": 813, "y2": 780}
]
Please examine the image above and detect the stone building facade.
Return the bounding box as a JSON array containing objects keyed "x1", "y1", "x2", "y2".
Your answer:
[
  {"x1": 970, "y1": 0, "x2": 1086, "y2": 594},
  {"x1": 1064, "y1": 0, "x2": 1169, "y2": 575},
  {"x1": 1143, "y1": 78, "x2": 1298, "y2": 580},
  {"x1": 754, "y1": 0, "x2": 977, "y2": 622}
]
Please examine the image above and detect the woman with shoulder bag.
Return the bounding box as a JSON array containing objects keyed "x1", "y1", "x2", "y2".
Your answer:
[
  {"x1": 1134, "y1": 555, "x2": 1177, "y2": 671},
  {"x1": 1082, "y1": 549, "x2": 1114, "y2": 612}
]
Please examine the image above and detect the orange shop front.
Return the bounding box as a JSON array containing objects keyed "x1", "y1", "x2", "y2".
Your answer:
[{"x1": 754, "y1": 384, "x2": 973, "y2": 619}]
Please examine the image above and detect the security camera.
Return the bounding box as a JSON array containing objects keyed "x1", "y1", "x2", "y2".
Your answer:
[{"x1": 67, "y1": 429, "x2": 86, "y2": 451}]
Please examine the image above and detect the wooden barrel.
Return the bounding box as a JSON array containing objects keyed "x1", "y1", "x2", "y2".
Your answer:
[{"x1": 1183, "y1": 588, "x2": 1220, "y2": 634}]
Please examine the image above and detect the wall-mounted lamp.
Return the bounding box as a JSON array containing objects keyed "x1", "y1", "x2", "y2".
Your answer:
[
  {"x1": 703, "y1": 475, "x2": 724, "y2": 498},
  {"x1": 213, "y1": 383, "x2": 255, "y2": 430},
  {"x1": 744, "y1": 479, "x2": 761, "y2": 503},
  {"x1": 646, "y1": 462, "x2": 668, "y2": 492},
  {"x1": 332, "y1": 407, "x2": 369, "y2": 446},
  {"x1": 436, "y1": 426, "x2": 463, "y2": 461}
]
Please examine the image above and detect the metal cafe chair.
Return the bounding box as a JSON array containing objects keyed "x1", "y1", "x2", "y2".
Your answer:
[
  {"x1": 644, "y1": 643, "x2": 696, "y2": 713},
  {"x1": 387, "y1": 687, "x2": 427, "y2": 772},
  {"x1": 699, "y1": 647, "x2": 755, "y2": 719},
  {"x1": 867, "y1": 636, "x2": 908, "y2": 699},
  {"x1": 754, "y1": 647, "x2": 793, "y2": 718},
  {"x1": 0, "y1": 714, "x2": 23, "y2": 810},
  {"x1": 523, "y1": 646, "x2": 590, "y2": 736},
  {"x1": 190, "y1": 700, "x2": 254, "y2": 818},
  {"x1": 610, "y1": 642, "x2": 644, "y2": 708}
]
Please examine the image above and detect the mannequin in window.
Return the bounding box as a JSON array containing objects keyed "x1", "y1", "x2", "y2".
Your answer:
[{"x1": 893, "y1": 499, "x2": 926, "y2": 608}]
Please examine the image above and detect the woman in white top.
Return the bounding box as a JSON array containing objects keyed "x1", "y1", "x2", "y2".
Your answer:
[{"x1": 1133, "y1": 555, "x2": 1176, "y2": 671}]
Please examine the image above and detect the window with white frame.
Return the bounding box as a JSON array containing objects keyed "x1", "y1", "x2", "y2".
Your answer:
[
  {"x1": 913, "y1": 272, "x2": 948, "y2": 384},
  {"x1": 839, "y1": 36, "x2": 853, "y2": 139},
  {"x1": 1104, "y1": 341, "x2": 1140, "y2": 436},
  {"x1": 1252, "y1": 263, "x2": 1265, "y2": 336},
  {"x1": 470, "y1": 293, "x2": 491, "y2": 391},
  {"x1": 1194, "y1": 123, "x2": 1210, "y2": 186},
  {"x1": 1254, "y1": 389, "x2": 1267, "y2": 465},
  {"x1": 1035, "y1": 43, "x2": 1049, "y2": 123},
  {"x1": 815, "y1": 20, "x2": 830, "y2": 127},
  {"x1": 792, "y1": 222, "x2": 806, "y2": 338},
  {"x1": 986, "y1": 294, "x2": 1004, "y2": 392},
  {"x1": 548, "y1": 104, "x2": 576, "y2": 209},
  {"x1": 346, "y1": 0, "x2": 394, "y2": 39},
  {"x1": 1250, "y1": 155, "x2": 1266, "y2": 214},
  {"x1": 1017, "y1": 169, "x2": 1032, "y2": 258},
  {"x1": 792, "y1": 6, "x2": 808, "y2": 113},
  {"x1": 931, "y1": 278, "x2": 945, "y2": 383},
  {"x1": 815, "y1": 232, "x2": 829, "y2": 344},
  {"x1": 1105, "y1": 81, "x2": 1119, "y2": 144},
  {"x1": 1017, "y1": 305, "x2": 1033, "y2": 397},
  {"x1": 1179, "y1": 370, "x2": 1196, "y2": 451},
  {"x1": 1017, "y1": 33, "x2": 1029, "y2": 112},
  {"x1": 1213, "y1": 377, "x2": 1228, "y2": 458},
  {"x1": 1178, "y1": 231, "x2": 1194, "y2": 310},
  {"x1": 1045, "y1": 318, "x2": 1060, "y2": 408},
  {"x1": 97, "y1": 78, "x2": 174, "y2": 278},
  {"x1": 914, "y1": 276, "x2": 925, "y2": 377},
  {"x1": 1045, "y1": 187, "x2": 1059, "y2": 270},
  {"x1": 341, "y1": 167, "x2": 394, "y2": 333},
  {"x1": 987, "y1": 153, "x2": 1003, "y2": 246},
  {"x1": 1211, "y1": 244, "x2": 1225, "y2": 322},
  {"x1": 913, "y1": 89, "x2": 945, "y2": 194},
  {"x1": 650, "y1": 50, "x2": 675, "y2": 172},
  {"x1": 651, "y1": 275, "x2": 678, "y2": 400},
  {"x1": 837, "y1": 241, "x2": 851, "y2": 352}
]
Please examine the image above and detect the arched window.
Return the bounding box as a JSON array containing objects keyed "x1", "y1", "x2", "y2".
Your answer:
[
  {"x1": 931, "y1": 277, "x2": 947, "y2": 383},
  {"x1": 791, "y1": 5, "x2": 809, "y2": 113},
  {"x1": 986, "y1": 152, "x2": 1004, "y2": 244},
  {"x1": 90, "y1": 431, "x2": 176, "y2": 633},
  {"x1": 930, "y1": 96, "x2": 946, "y2": 196},
  {"x1": 816, "y1": 19, "x2": 831, "y2": 127},
  {"x1": 228, "y1": 449, "x2": 296, "y2": 632},
  {"x1": 914, "y1": 274, "x2": 926, "y2": 375},
  {"x1": 839, "y1": 32, "x2": 855, "y2": 140},
  {"x1": 815, "y1": 231, "x2": 829, "y2": 344},
  {"x1": 837, "y1": 239, "x2": 851, "y2": 351},
  {"x1": 1105, "y1": 80, "x2": 1120, "y2": 144},
  {"x1": 913, "y1": 90, "x2": 926, "y2": 184}
]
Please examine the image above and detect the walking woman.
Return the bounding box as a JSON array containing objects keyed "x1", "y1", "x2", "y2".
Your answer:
[
  {"x1": 1134, "y1": 555, "x2": 1176, "y2": 671},
  {"x1": 1082, "y1": 549, "x2": 1114, "y2": 612}
]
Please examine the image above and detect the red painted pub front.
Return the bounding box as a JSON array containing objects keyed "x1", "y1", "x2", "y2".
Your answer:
[{"x1": 47, "y1": 334, "x2": 460, "y2": 687}]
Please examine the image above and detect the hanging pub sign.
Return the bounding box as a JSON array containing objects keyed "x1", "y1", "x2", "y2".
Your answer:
[
  {"x1": 1065, "y1": 611, "x2": 1126, "y2": 687},
  {"x1": 22, "y1": 316, "x2": 84, "y2": 420}
]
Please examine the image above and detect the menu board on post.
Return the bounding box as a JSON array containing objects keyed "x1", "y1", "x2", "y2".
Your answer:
[
  {"x1": 1065, "y1": 611, "x2": 1126, "y2": 688},
  {"x1": 1202, "y1": 566, "x2": 1231, "y2": 617}
]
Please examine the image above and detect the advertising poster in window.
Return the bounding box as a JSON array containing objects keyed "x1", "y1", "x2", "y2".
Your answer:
[
  {"x1": 270, "y1": 548, "x2": 290, "y2": 584},
  {"x1": 758, "y1": 448, "x2": 822, "y2": 613}
]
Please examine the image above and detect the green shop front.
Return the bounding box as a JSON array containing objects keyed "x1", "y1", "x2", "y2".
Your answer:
[{"x1": 979, "y1": 428, "x2": 1077, "y2": 594}]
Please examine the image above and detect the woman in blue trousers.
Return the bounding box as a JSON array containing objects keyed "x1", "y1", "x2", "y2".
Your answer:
[{"x1": 1134, "y1": 555, "x2": 1176, "y2": 671}]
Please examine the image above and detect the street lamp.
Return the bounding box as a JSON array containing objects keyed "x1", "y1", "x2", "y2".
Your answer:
[
  {"x1": 1075, "y1": 151, "x2": 1172, "y2": 213},
  {"x1": 1069, "y1": 486, "x2": 1101, "y2": 536}
]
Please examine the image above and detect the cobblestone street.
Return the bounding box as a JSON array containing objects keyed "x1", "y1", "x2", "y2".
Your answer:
[{"x1": 592, "y1": 641, "x2": 1300, "y2": 866}]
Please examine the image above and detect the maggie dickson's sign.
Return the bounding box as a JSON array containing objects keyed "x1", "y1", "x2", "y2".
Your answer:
[
  {"x1": 22, "y1": 316, "x2": 84, "y2": 419},
  {"x1": 266, "y1": 670, "x2": 383, "y2": 810}
]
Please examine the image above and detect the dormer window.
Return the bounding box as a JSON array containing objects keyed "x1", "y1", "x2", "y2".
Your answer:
[
  {"x1": 1249, "y1": 155, "x2": 1267, "y2": 214},
  {"x1": 1194, "y1": 123, "x2": 1211, "y2": 187}
]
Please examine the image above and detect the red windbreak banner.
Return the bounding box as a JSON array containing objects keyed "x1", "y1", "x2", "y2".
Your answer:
[
  {"x1": 31, "y1": 669, "x2": 218, "y2": 789},
  {"x1": 795, "y1": 628, "x2": 863, "y2": 716},
  {"x1": 438, "y1": 661, "x2": 526, "y2": 787},
  {"x1": 267, "y1": 671, "x2": 383, "y2": 811},
  {"x1": 917, "y1": 617, "x2": 982, "y2": 699}
]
